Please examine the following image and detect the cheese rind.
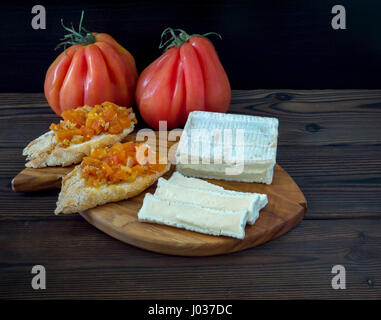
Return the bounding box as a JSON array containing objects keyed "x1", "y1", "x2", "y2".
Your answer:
[
  {"x1": 138, "y1": 193, "x2": 248, "y2": 239},
  {"x1": 175, "y1": 111, "x2": 278, "y2": 184},
  {"x1": 176, "y1": 163, "x2": 274, "y2": 185}
]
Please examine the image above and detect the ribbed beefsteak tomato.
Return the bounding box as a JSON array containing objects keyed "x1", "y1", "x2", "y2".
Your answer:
[
  {"x1": 44, "y1": 12, "x2": 138, "y2": 115},
  {"x1": 136, "y1": 28, "x2": 231, "y2": 129}
]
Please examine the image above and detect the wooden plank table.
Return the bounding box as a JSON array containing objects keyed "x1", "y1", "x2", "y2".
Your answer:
[{"x1": 0, "y1": 90, "x2": 380, "y2": 299}]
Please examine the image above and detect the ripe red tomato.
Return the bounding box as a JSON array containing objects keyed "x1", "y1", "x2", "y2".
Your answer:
[
  {"x1": 136, "y1": 28, "x2": 231, "y2": 129},
  {"x1": 44, "y1": 12, "x2": 138, "y2": 115}
]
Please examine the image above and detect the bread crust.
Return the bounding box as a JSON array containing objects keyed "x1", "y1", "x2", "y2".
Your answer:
[
  {"x1": 23, "y1": 124, "x2": 135, "y2": 168},
  {"x1": 55, "y1": 161, "x2": 171, "y2": 214}
]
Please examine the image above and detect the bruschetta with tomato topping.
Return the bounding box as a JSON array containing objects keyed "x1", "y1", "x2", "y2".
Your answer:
[
  {"x1": 55, "y1": 141, "x2": 170, "y2": 214},
  {"x1": 23, "y1": 102, "x2": 137, "y2": 168}
]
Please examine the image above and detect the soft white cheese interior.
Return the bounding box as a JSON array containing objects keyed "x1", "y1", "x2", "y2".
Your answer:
[
  {"x1": 167, "y1": 172, "x2": 268, "y2": 224},
  {"x1": 168, "y1": 171, "x2": 224, "y2": 191},
  {"x1": 138, "y1": 193, "x2": 248, "y2": 239},
  {"x1": 155, "y1": 178, "x2": 262, "y2": 224}
]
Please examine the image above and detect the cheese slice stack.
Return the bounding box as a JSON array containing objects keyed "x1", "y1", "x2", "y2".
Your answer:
[
  {"x1": 175, "y1": 111, "x2": 279, "y2": 184},
  {"x1": 138, "y1": 172, "x2": 268, "y2": 239},
  {"x1": 139, "y1": 193, "x2": 248, "y2": 239},
  {"x1": 167, "y1": 172, "x2": 268, "y2": 225}
]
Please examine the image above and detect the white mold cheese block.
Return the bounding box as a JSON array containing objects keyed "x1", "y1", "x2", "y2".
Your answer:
[
  {"x1": 168, "y1": 172, "x2": 268, "y2": 223},
  {"x1": 138, "y1": 193, "x2": 248, "y2": 239},
  {"x1": 176, "y1": 111, "x2": 278, "y2": 184},
  {"x1": 159, "y1": 176, "x2": 266, "y2": 225}
]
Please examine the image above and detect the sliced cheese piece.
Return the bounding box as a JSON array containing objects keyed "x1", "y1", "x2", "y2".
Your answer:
[
  {"x1": 168, "y1": 171, "x2": 224, "y2": 191},
  {"x1": 175, "y1": 111, "x2": 278, "y2": 184},
  {"x1": 155, "y1": 177, "x2": 265, "y2": 225},
  {"x1": 168, "y1": 172, "x2": 268, "y2": 221},
  {"x1": 138, "y1": 193, "x2": 248, "y2": 239}
]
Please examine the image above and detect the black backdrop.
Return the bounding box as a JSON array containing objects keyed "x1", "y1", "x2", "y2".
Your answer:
[{"x1": 1, "y1": 0, "x2": 381, "y2": 92}]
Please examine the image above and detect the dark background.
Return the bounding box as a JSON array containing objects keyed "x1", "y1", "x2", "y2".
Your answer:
[{"x1": 1, "y1": 0, "x2": 381, "y2": 92}]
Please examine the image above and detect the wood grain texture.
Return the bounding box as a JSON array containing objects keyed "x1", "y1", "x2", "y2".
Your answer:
[
  {"x1": 278, "y1": 145, "x2": 381, "y2": 218},
  {"x1": 1, "y1": 218, "x2": 380, "y2": 299},
  {"x1": 12, "y1": 166, "x2": 74, "y2": 192},
  {"x1": 80, "y1": 164, "x2": 306, "y2": 256},
  {"x1": 4, "y1": 91, "x2": 381, "y2": 218},
  {"x1": 11, "y1": 128, "x2": 306, "y2": 256},
  {"x1": 1, "y1": 90, "x2": 381, "y2": 298},
  {"x1": 230, "y1": 89, "x2": 381, "y2": 146},
  {"x1": 3, "y1": 90, "x2": 381, "y2": 147}
]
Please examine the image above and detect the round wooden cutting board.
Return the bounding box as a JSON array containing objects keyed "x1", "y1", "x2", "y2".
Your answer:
[{"x1": 80, "y1": 133, "x2": 307, "y2": 256}]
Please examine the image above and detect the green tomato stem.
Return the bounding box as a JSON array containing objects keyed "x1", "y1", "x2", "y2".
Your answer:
[
  {"x1": 55, "y1": 11, "x2": 96, "y2": 50},
  {"x1": 159, "y1": 27, "x2": 222, "y2": 52}
]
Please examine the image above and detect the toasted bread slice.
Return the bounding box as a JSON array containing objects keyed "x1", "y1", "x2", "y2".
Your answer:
[
  {"x1": 23, "y1": 126, "x2": 135, "y2": 168},
  {"x1": 23, "y1": 106, "x2": 136, "y2": 168},
  {"x1": 55, "y1": 161, "x2": 170, "y2": 215}
]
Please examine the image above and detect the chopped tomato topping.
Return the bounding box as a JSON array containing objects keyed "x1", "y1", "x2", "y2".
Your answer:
[
  {"x1": 80, "y1": 142, "x2": 167, "y2": 187},
  {"x1": 49, "y1": 102, "x2": 137, "y2": 147}
]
